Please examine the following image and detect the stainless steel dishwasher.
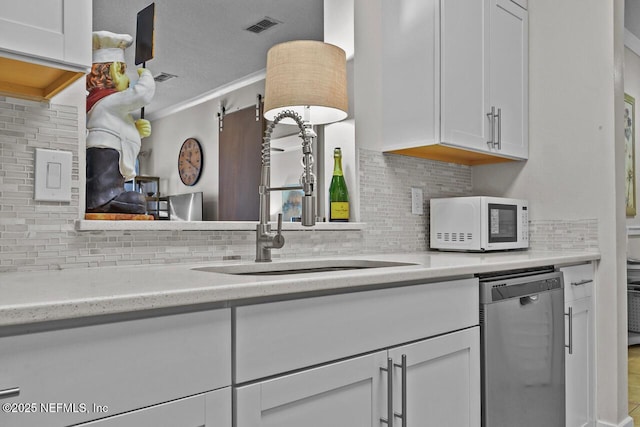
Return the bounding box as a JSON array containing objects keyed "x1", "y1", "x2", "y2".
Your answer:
[{"x1": 479, "y1": 267, "x2": 565, "y2": 427}]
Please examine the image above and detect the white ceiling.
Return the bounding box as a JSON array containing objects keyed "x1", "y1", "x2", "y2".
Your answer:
[{"x1": 92, "y1": 0, "x2": 324, "y2": 119}]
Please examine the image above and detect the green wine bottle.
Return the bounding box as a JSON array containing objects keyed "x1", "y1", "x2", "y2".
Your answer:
[{"x1": 329, "y1": 147, "x2": 349, "y2": 222}]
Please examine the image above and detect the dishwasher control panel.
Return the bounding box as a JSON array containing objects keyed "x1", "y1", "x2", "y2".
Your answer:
[{"x1": 479, "y1": 269, "x2": 563, "y2": 303}]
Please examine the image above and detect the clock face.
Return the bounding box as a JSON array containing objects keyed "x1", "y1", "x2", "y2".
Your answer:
[{"x1": 178, "y1": 138, "x2": 203, "y2": 186}]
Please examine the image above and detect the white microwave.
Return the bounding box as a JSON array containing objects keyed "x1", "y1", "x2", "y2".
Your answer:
[{"x1": 430, "y1": 196, "x2": 529, "y2": 252}]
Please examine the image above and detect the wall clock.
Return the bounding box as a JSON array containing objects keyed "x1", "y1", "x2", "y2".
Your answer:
[{"x1": 178, "y1": 138, "x2": 203, "y2": 186}]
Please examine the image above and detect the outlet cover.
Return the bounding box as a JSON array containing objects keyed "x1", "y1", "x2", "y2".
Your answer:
[
  {"x1": 411, "y1": 187, "x2": 423, "y2": 215},
  {"x1": 34, "y1": 148, "x2": 72, "y2": 202}
]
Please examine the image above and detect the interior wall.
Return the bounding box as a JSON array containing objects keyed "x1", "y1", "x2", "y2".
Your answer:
[
  {"x1": 143, "y1": 57, "x2": 357, "y2": 222},
  {"x1": 473, "y1": 0, "x2": 627, "y2": 424},
  {"x1": 615, "y1": 3, "x2": 631, "y2": 424},
  {"x1": 142, "y1": 80, "x2": 264, "y2": 220},
  {"x1": 50, "y1": 78, "x2": 86, "y2": 217}
]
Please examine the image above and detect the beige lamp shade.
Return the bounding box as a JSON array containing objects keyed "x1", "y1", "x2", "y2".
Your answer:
[{"x1": 264, "y1": 40, "x2": 348, "y2": 125}]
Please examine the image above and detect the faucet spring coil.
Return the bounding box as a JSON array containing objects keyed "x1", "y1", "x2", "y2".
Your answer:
[{"x1": 261, "y1": 110, "x2": 306, "y2": 167}]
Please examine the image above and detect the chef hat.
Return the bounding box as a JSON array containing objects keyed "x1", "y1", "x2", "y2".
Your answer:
[{"x1": 92, "y1": 31, "x2": 133, "y2": 64}]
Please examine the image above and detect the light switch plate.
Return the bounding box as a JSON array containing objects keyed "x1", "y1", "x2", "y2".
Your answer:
[
  {"x1": 411, "y1": 187, "x2": 423, "y2": 215},
  {"x1": 34, "y1": 148, "x2": 72, "y2": 202}
]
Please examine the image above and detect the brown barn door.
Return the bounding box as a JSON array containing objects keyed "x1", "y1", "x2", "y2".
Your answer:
[{"x1": 218, "y1": 104, "x2": 265, "y2": 221}]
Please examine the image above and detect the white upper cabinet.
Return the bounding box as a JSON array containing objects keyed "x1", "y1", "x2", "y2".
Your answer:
[
  {"x1": 374, "y1": 0, "x2": 528, "y2": 165},
  {"x1": 488, "y1": 0, "x2": 529, "y2": 159},
  {"x1": 440, "y1": 0, "x2": 490, "y2": 154},
  {"x1": 0, "y1": 0, "x2": 91, "y2": 101},
  {"x1": 0, "y1": 0, "x2": 90, "y2": 67},
  {"x1": 380, "y1": 0, "x2": 439, "y2": 152}
]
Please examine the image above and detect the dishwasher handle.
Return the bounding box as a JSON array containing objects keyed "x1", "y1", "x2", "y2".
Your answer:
[{"x1": 520, "y1": 294, "x2": 539, "y2": 305}]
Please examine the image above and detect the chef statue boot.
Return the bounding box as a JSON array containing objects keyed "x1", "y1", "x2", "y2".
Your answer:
[{"x1": 86, "y1": 147, "x2": 147, "y2": 214}]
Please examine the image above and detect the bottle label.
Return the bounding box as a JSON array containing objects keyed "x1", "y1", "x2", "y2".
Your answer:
[{"x1": 331, "y1": 202, "x2": 349, "y2": 220}]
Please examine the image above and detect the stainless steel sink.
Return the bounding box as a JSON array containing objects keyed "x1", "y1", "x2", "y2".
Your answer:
[{"x1": 193, "y1": 259, "x2": 416, "y2": 276}]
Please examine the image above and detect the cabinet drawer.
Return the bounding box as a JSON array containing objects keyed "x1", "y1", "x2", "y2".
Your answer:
[
  {"x1": 0, "y1": 309, "x2": 231, "y2": 427},
  {"x1": 77, "y1": 388, "x2": 231, "y2": 427},
  {"x1": 235, "y1": 278, "x2": 478, "y2": 383},
  {"x1": 561, "y1": 263, "x2": 594, "y2": 303}
]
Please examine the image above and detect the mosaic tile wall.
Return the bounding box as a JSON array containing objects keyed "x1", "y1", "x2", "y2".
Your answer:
[
  {"x1": 0, "y1": 97, "x2": 81, "y2": 272},
  {"x1": 0, "y1": 97, "x2": 598, "y2": 273},
  {"x1": 357, "y1": 149, "x2": 473, "y2": 253},
  {"x1": 528, "y1": 219, "x2": 599, "y2": 251}
]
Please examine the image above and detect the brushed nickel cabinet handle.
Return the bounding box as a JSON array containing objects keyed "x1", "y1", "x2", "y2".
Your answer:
[
  {"x1": 496, "y1": 108, "x2": 502, "y2": 150},
  {"x1": 487, "y1": 106, "x2": 496, "y2": 147},
  {"x1": 380, "y1": 358, "x2": 394, "y2": 426},
  {"x1": 571, "y1": 279, "x2": 593, "y2": 286},
  {"x1": 565, "y1": 307, "x2": 573, "y2": 355},
  {"x1": 394, "y1": 354, "x2": 407, "y2": 427},
  {"x1": 0, "y1": 387, "x2": 20, "y2": 399}
]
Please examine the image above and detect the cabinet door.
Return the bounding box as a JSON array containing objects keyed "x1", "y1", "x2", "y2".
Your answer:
[
  {"x1": 235, "y1": 351, "x2": 387, "y2": 427},
  {"x1": 489, "y1": 0, "x2": 528, "y2": 159},
  {"x1": 0, "y1": 0, "x2": 91, "y2": 67},
  {"x1": 440, "y1": 0, "x2": 490, "y2": 152},
  {"x1": 388, "y1": 327, "x2": 480, "y2": 427},
  {"x1": 76, "y1": 388, "x2": 231, "y2": 427},
  {"x1": 565, "y1": 297, "x2": 595, "y2": 427},
  {"x1": 380, "y1": 0, "x2": 438, "y2": 150}
]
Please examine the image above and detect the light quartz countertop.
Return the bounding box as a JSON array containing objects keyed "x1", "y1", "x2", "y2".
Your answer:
[{"x1": 0, "y1": 250, "x2": 600, "y2": 327}]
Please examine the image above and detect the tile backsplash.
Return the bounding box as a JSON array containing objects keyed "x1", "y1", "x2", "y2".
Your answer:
[
  {"x1": 0, "y1": 97, "x2": 81, "y2": 272},
  {"x1": 0, "y1": 97, "x2": 598, "y2": 273},
  {"x1": 528, "y1": 219, "x2": 599, "y2": 251},
  {"x1": 357, "y1": 149, "x2": 472, "y2": 253}
]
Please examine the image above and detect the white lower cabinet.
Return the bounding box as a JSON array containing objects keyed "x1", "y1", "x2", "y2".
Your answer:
[
  {"x1": 562, "y1": 264, "x2": 595, "y2": 427},
  {"x1": 76, "y1": 388, "x2": 231, "y2": 427},
  {"x1": 234, "y1": 278, "x2": 479, "y2": 383},
  {"x1": 235, "y1": 327, "x2": 480, "y2": 427},
  {"x1": 235, "y1": 352, "x2": 387, "y2": 427},
  {"x1": 388, "y1": 327, "x2": 480, "y2": 427},
  {"x1": 234, "y1": 277, "x2": 480, "y2": 427},
  {"x1": 0, "y1": 309, "x2": 231, "y2": 427}
]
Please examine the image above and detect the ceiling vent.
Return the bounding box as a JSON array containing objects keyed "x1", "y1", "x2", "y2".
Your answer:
[
  {"x1": 246, "y1": 17, "x2": 280, "y2": 34},
  {"x1": 153, "y1": 72, "x2": 177, "y2": 83}
]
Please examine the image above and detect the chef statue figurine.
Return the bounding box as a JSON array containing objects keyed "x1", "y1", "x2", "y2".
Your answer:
[{"x1": 85, "y1": 31, "x2": 156, "y2": 214}]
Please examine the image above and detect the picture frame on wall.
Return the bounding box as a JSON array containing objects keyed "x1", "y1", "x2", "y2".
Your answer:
[
  {"x1": 626, "y1": 93, "x2": 637, "y2": 217},
  {"x1": 282, "y1": 188, "x2": 303, "y2": 222}
]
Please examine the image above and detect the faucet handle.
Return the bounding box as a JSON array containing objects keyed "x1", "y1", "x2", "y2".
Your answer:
[{"x1": 272, "y1": 213, "x2": 285, "y2": 248}]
